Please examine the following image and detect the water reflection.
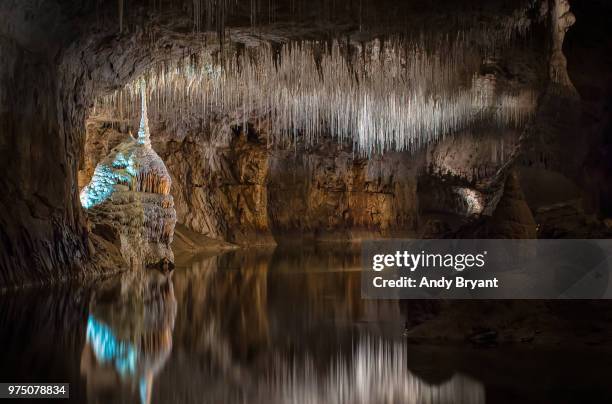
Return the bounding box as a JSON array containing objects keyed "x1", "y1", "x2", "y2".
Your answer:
[
  {"x1": 81, "y1": 271, "x2": 176, "y2": 404},
  {"x1": 1, "y1": 245, "x2": 611, "y2": 403},
  {"x1": 259, "y1": 337, "x2": 484, "y2": 404},
  {"x1": 165, "y1": 246, "x2": 484, "y2": 403}
]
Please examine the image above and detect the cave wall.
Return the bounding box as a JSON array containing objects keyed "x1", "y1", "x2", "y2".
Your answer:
[
  {"x1": 159, "y1": 122, "x2": 274, "y2": 245},
  {"x1": 563, "y1": 0, "x2": 612, "y2": 217},
  {"x1": 79, "y1": 113, "x2": 546, "y2": 246},
  {"x1": 0, "y1": 18, "x2": 90, "y2": 287},
  {"x1": 516, "y1": 0, "x2": 612, "y2": 236},
  {"x1": 267, "y1": 146, "x2": 420, "y2": 242},
  {"x1": 0, "y1": 0, "x2": 226, "y2": 286},
  {"x1": 0, "y1": 0, "x2": 191, "y2": 286},
  {"x1": 74, "y1": 21, "x2": 559, "y2": 247}
]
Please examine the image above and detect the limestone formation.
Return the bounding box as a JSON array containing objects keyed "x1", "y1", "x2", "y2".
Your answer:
[
  {"x1": 80, "y1": 81, "x2": 176, "y2": 268},
  {"x1": 91, "y1": 124, "x2": 423, "y2": 245},
  {"x1": 98, "y1": 36, "x2": 537, "y2": 156},
  {"x1": 549, "y1": 0, "x2": 578, "y2": 94},
  {"x1": 82, "y1": 1, "x2": 544, "y2": 246},
  {"x1": 455, "y1": 171, "x2": 538, "y2": 238}
]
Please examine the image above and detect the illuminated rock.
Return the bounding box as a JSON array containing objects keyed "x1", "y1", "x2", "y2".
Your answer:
[{"x1": 80, "y1": 80, "x2": 176, "y2": 267}]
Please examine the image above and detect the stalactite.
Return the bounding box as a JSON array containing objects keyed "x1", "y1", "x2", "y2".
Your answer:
[
  {"x1": 133, "y1": 171, "x2": 171, "y2": 195},
  {"x1": 549, "y1": 0, "x2": 578, "y2": 94}
]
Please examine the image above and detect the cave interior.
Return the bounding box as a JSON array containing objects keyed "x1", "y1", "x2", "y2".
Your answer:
[{"x1": 1, "y1": 0, "x2": 612, "y2": 402}]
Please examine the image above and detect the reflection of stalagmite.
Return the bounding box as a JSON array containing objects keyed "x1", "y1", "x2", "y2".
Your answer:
[
  {"x1": 80, "y1": 80, "x2": 176, "y2": 267},
  {"x1": 80, "y1": 270, "x2": 177, "y2": 404}
]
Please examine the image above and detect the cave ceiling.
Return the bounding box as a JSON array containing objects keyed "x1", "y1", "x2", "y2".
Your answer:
[{"x1": 14, "y1": 0, "x2": 544, "y2": 155}]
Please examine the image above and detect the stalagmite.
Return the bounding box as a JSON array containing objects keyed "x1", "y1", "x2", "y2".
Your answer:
[
  {"x1": 549, "y1": 0, "x2": 578, "y2": 94},
  {"x1": 137, "y1": 79, "x2": 151, "y2": 146},
  {"x1": 80, "y1": 80, "x2": 177, "y2": 268}
]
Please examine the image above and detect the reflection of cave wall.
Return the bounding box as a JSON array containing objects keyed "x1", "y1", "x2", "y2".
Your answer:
[
  {"x1": 162, "y1": 245, "x2": 612, "y2": 402},
  {"x1": 169, "y1": 245, "x2": 401, "y2": 373},
  {"x1": 0, "y1": 286, "x2": 90, "y2": 402}
]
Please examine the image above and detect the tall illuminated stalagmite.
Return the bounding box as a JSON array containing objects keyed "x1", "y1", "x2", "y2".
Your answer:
[{"x1": 80, "y1": 80, "x2": 176, "y2": 268}]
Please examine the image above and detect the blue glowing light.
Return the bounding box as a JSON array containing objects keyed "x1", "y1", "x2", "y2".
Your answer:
[
  {"x1": 79, "y1": 147, "x2": 138, "y2": 209},
  {"x1": 80, "y1": 79, "x2": 149, "y2": 209},
  {"x1": 139, "y1": 377, "x2": 148, "y2": 404},
  {"x1": 86, "y1": 315, "x2": 137, "y2": 378}
]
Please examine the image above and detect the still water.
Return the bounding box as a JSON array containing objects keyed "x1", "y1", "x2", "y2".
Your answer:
[{"x1": 0, "y1": 245, "x2": 611, "y2": 403}]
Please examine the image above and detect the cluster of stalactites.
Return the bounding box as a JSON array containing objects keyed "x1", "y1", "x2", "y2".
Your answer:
[
  {"x1": 96, "y1": 33, "x2": 537, "y2": 156},
  {"x1": 134, "y1": 170, "x2": 172, "y2": 196}
]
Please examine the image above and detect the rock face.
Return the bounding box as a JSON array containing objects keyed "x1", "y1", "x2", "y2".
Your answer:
[
  {"x1": 80, "y1": 115, "x2": 532, "y2": 245},
  {"x1": 455, "y1": 171, "x2": 538, "y2": 238},
  {"x1": 267, "y1": 145, "x2": 420, "y2": 242},
  {"x1": 0, "y1": 29, "x2": 92, "y2": 288},
  {"x1": 159, "y1": 123, "x2": 274, "y2": 245},
  {"x1": 80, "y1": 84, "x2": 176, "y2": 267},
  {"x1": 148, "y1": 126, "x2": 421, "y2": 245}
]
